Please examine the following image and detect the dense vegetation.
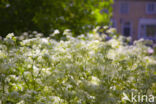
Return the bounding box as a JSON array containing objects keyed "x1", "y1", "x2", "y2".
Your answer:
[
  {"x1": 0, "y1": 28, "x2": 156, "y2": 104},
  {"x1": 0, "y1": 0, "x2": 113, "y2": 37}
]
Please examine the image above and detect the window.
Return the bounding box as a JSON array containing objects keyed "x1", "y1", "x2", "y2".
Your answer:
[
  {"x1": 146, "y1": 3, "x2": 156, "y2": 14},
  {"x1": 139, "y1": 24, "x2": 156, "y2": 38},
  {"x1": 122, "y1": 22, "x2": 131, "y2": 37},
  {"x1": 146, "y1": 25, "x2": 156, "y2": 37},
  {"x1": 120, "y1": 3, "x2": 129, "y2": 14},
  {"x1": 138, "y1": 19, "x2": 156, "y2": 40}
]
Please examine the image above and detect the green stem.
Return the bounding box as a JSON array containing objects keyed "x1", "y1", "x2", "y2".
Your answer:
[
  {"x1": 22, "y1": 73, "x2": 30, "y2": 89},
  {"x1": 1, "y1": 74, "x2": 5, "y2": 104}
]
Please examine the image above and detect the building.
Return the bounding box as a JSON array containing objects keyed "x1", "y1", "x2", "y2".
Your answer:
[{"x1": 112, "y1": 0, "x2": 156, "y2": 42}]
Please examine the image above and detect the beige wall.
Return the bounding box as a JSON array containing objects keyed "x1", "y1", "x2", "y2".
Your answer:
[{"x1": 113, "y1": 0, "x2": 156, "y2": 40}]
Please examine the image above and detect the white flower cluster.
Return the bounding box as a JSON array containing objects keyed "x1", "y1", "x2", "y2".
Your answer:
[{"x1": 0, "y1": 29, "x2": 155, "y2": 104}]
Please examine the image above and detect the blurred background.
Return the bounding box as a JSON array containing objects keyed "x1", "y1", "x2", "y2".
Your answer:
[
  {"x1": 112, "y1": 0, "x2": 156, "y2": 42},
  {"x1": 0, "y1": 0, "x2": 113, "y2": 37},
  {"x1": 0, "y1": 0, "x2": 155, "y2": 42}
]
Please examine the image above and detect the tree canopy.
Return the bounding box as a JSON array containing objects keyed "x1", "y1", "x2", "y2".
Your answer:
[{"x1": 0, "y1": 0, "x2": 113, "y2": 37}]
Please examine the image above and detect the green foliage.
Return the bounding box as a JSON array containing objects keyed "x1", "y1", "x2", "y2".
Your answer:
[
  {"x1": 0, "y1": 0, "x2": 113, "y2": 37},
  {"x1": 0, "y1": 28, "x2": 156, "y2": 104}
]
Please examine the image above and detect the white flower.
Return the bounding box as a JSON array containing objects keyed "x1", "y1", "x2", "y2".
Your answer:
[
  {"x1": 106, "y1": 28, "x2": 116, "y2": 34},
  {"x1": 63, "y1": 29, "x2": 72, "y2": 36},
  {"x1": 93, "y1": 26, "x2": 100, "y2": 32},
  {"x1": 0, "y1": 51, "x2": 6, "y2": 58},
  {"x1": 6, "y1": 33, "x2": 14, "y2": 39},
  {"x1": 33, "y1": 65, "x2": 40, "y2": 74},
  {"x1": 53, "y1": 29, "x2": 60, "y2": 36},
  {"x1": 90, "y1": 76, "x2": 100, "y2": 86},
  {"x1": 50, "y1": 96, "x2": 63, "y2": 103},
  {"x1": 17, "y1": 100, "x2": 25, "y2": 104},
  {"x1": 89, "y1": 51, "x2": 95, "y2": 56},
  {"x1": 0, "y1": 63, "x2": 10, "y2": 73},
  {"x1": 107, "y1": 49, "x2": 116, "y2": 60},
  {"x1": 35, "y1": 33, "x2": 43, "y2": 38},
  {"x1": 41, "y1": 38, "x2": 49, "y2": 44},
  {"x1": 42, "y1": 68, "x2": 51, "y2": 76},
  {"x1": 108, "y1": 39, "x2": 120, "y2": 48}
]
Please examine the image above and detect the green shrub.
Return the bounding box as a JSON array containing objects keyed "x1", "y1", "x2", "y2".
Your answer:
[{"x1": 0, "y1": 28, "x2": 156, "y2": 104}]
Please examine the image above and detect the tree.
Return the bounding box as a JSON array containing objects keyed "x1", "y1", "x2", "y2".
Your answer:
[{"x1": 0, "y1": 0, "x2": 113, "y2": 37}]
